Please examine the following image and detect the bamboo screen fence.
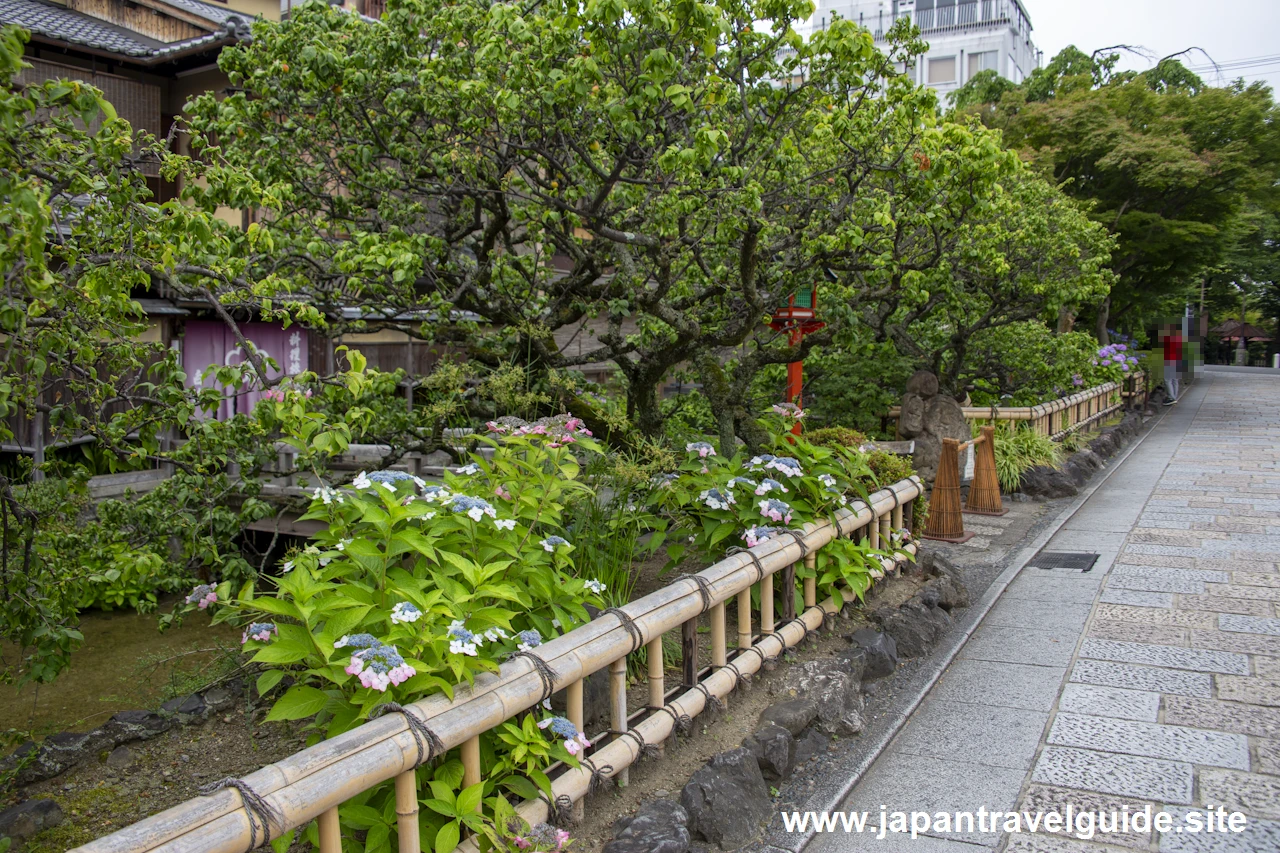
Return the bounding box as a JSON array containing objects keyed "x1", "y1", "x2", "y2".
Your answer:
[
  {"x1": 887, "y1": 373, "x2": 1147, "y2": 442},
  {"x1": 74, "y1": 478, "x2": 925, "y2": 853}
]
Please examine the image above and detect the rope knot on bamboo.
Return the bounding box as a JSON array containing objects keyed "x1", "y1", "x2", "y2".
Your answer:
[
  {"x1": 197, "y1": 777, "x2": 281, "y2": 851},
  {"x1": 602, "y1": 607, "x2": 644, "y2": 653},
  {"x1": 782, "y1": 529, "x2": 810, "y2": 556},
  {"x1": 651, "y1": 704, "x2": 694, "y2": 736},
  {"x1": 678, "y1": 572, "x2": 714, "y2": 612},
  {"x1": 369, "y1": 702, "x2": 445, "y2": 767},
  {"x1": 538, "y1": 792, "x2": 575, "y2": 827},
  {"x1": 580, "y1": 757, "x2": 616, "y2": 794},
  {"x1": 695, "y1": 681, "x2": 725, "y2": 712},
  {"x1": 620, "y1": 727, "x2": 661, "y2": 760},
  {"x1": 507, "y1": 650, "x2": 559, "y2": 702},
  {"x1": 726, "y1": 546, "x2": 767, "y2": 583}
]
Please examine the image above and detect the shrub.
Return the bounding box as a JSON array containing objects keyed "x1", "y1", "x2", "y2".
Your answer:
[
  {"x1": 182, "y1": 415, "x2": 604, "y2": 850},
  {"x1": 805, "y1": 427, "x2": 869, "y2": 450},
  {"x1": 992, "y1": 423, "x2": 1063, "y2": 492},
  {"x1": 650, "y1": 408, "x2": 913, "y2": 608}
]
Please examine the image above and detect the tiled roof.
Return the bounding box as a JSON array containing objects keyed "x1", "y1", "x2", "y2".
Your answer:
[{"x1": 0, "y1": 0, "x2": 245, "y2": 60}]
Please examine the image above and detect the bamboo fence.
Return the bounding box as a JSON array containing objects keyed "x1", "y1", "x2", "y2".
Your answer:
[
  {"x1": 886, "y1": 373, "x2": 1146, "y2": 442},
  {"x1": 73, "y1": 477, "x2": 924, "y2": 853}
]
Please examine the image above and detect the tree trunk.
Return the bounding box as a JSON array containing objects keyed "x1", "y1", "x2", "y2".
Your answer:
[
  {"x1": 630, "y1": 375, "x2": 664, "y2": 438},
  {"x1": 1096, "y1": 296, "x2": 1111, "y2": 345},
  {"x1": 1056, "y1": 305, "x2": 1075, "y2": 334}
]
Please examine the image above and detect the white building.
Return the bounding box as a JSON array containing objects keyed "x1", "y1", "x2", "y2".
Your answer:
[{"x1": 797, "y1": 0, "x2": 1042, "y2": 100}]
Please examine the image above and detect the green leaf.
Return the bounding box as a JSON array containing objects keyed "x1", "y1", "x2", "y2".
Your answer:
[
  {"x1": 264, "y1": 685, "x2": 330, "y2": 722},
  {"x1": 433, "y1": 821, "x2": 460, "y2": 853},
  {"x1": 256, "y1": 669, "x2": 286, "y2": 697},
  {"x1": 455, "y1": 782, "x2": 483, "y2": 815}
]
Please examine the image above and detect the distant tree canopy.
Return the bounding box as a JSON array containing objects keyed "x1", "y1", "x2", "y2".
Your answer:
[{"x1": 951, "y1": 46, "x2": 1280, "y2": 342}]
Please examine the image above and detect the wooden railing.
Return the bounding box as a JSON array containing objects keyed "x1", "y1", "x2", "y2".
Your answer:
[
  {"x1": 74, "y1": 477, "x2": 924, "y2": 853},
  {"x1": 888, "y1": 374, "x2": 1146, "y2": 443}
]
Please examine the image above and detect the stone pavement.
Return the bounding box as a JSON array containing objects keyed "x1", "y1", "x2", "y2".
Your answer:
[{"x1": 805, "y1": 367, "x2": 1280, "y2": 853}]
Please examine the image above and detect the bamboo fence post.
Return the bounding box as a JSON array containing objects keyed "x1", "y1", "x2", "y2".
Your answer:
[
  {"x1": 462, "y1": 736, "x2": 481, "y2": 810},
  {"x1": 878, "y1": 516, "x2": 891, "y2": 548},
  {"x1": 710, "y1": 603, "x2": 727, "y2": 667},
  {"x1": 681, "y1": 619, "x2": 698, "y2": 690},
  {"x1": 760, "y1": 573, "x2": 774, "y2": 635},
  {"x1": 646, "y1": 637, "x2": 665, "y2": 755},
  {"x1": 803, "y1": 554, "x2": 817, "y2": 610},
  {"x1": 868, "y1": 512, "x2": 880, "y2": 550},
  {"x1": 567, "y1": 680, "x2": 585, "y2": 821},
  {"x1": 394, "y1": 771, "x2": 420, "y2": 853},
  {"x1": 737, "y1": 589, "x2": 752, "y2": 650},
  {"x1": 318, "y1": 807, "x2": 341, "y2": 853},
  {"x1": 891, "y1": 503, "x2": 903, "y2": 531},
  {"x1": 609, "y1": 658, "x2": 629, "y2": 787},
  {"x1": 781, "y1": 563, "x2": 796, "y2": 623}
]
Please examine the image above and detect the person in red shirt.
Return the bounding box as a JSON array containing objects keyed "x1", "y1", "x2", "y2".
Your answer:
[{"x1": 1162, "y1": 325, "x2": 1183, "y2": 404}]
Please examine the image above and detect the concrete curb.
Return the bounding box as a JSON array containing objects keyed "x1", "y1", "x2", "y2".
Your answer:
[{"x1": 760, "y1": 402, "x2": 1177, "y2": 853}]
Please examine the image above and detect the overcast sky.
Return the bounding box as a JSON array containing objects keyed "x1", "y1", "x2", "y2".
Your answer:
[{"x1": 1022, "y1": 0, "x2": 1280, "y2": 93}]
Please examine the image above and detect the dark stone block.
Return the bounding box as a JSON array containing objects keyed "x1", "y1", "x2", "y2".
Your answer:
[
  {"x1": 0, "y1": 798, "x2": 63, "y2": 841},
  {"x1": 605, "y1": 799, "x2": 690, "y2": 853},
  {"x1": 742, "y1": 724, "x2": 796, "y2": 781},
  {"x1": 681, "y1": 748, "x2": 772, "y2": 849},
  {"x1": 848, "y1": 628, "x2": 898, "y2": 678},
  {"x1": 781, "y1": 660, "x2": 865, "y2": 736},
  {"x1": 757, "y1": 699, "x2": 818, "y2": 737},
  {"x1": 1017, "y1": 465, "x2": 1079, "y2": 499}
]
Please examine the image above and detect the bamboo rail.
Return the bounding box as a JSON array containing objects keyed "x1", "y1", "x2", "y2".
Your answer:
[
  {"x1": 886, "y1": 374, "x2": 1145, "y2": 442},
  {"x1": 74, "y1": 478, "x2": 924, "y2": 853}
]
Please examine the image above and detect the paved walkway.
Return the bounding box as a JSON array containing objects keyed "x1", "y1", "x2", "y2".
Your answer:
[{"x1": 807, "y1": 368, "x2": 1280, "y2": 852}]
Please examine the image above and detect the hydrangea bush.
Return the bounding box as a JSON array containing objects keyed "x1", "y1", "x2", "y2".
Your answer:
[
  {"x1": 651, "y1": 408, "x2": 913, "y2": 608},
  {"x1": 183, "y1": 416, "x2": 604, "y2": 852}
]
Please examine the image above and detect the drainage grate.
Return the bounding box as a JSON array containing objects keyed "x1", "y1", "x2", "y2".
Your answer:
[{"x1": 1028, "y1": 551, "x2": 1100, "y2": 573}]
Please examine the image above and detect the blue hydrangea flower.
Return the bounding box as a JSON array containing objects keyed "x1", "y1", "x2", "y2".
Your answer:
[
  {"x1": 368, "y1": 470, "x2": 415, "y2": 484},
  {"x1": 753, "y1": 478, "x2": 788, "y2": 495},
  {"x1": 346, "y1": 641, "x2": 415, "y2": 691},
  {"x1": 699, "y1": 488, "x2": 735, "y2": 511},
  {"x1": 334, "y1": 633, "x2": 381, "y2": 650},
  {"x1": 758, "y1": 498, "x2": 793, "y2": 524},
  {"x1": 742, "y1": 526, "x2": 781, "y2": 547},
  {"x1": 764, "y1": 457, "x2": 804, "y2": 478},
  {"x1": 449, "y1": 495, "x2": 497, "y2": 521},
  {"x1": 650, "y1": 472, "x2": 680, "y2": 488},
  {"x1": 242, "y1": 622, "x2": 276, "y2": 644},
  {"x1": 748, "y1": 454, "x2": 775, "y2": 469},
  {"x1": 419, "y1": 484, "x2": 451, "y2": 502},
  {"x1": 540, "y1": 535, "x2": 568, "y2": 552},
  {"x1": 186, "y1": 584, "x2": 217, "y2": 609},
  {"x1": 727, "y1": 476, "x2": 757, "y2": 490},
  {"x1": 517, "y1": 629, "x2": 543, "y2": 651},
  {"x1": 584, "y1": 579, "x2": 606, "y2": 594},
  {"x1": 446, "y1": 619, "x2": 479, "y2": 655},
  {"x1": 390, "y1": 602, "x2": 422, "y2": 624},
  {"x1": 686, "y1": 441, "x2": 716, "y2": 458}
]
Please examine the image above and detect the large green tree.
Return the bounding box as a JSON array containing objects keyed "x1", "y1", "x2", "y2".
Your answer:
[
  {"x1": 953, "y1": 48, "x2": 1280, "y2": 341},
  {"x1": 186, "y1": 0, "x2": 1075, "y2": 450}
]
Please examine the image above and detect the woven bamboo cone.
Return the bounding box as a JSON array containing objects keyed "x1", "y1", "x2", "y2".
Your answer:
[
  {"x1": 964, "y1": 425, "x2": 1004, "y2": 515},
  {"x1": 924, "y1": 438, "x2": 964, "y2": 539}
]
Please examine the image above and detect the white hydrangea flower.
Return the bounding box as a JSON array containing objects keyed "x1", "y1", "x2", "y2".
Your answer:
[
  {"x1": 493, "y1": 518, "x2": 517, "y2": 531},
  {"x1": 352, "y1": 472, "x2": 372, "y2": 490}
]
